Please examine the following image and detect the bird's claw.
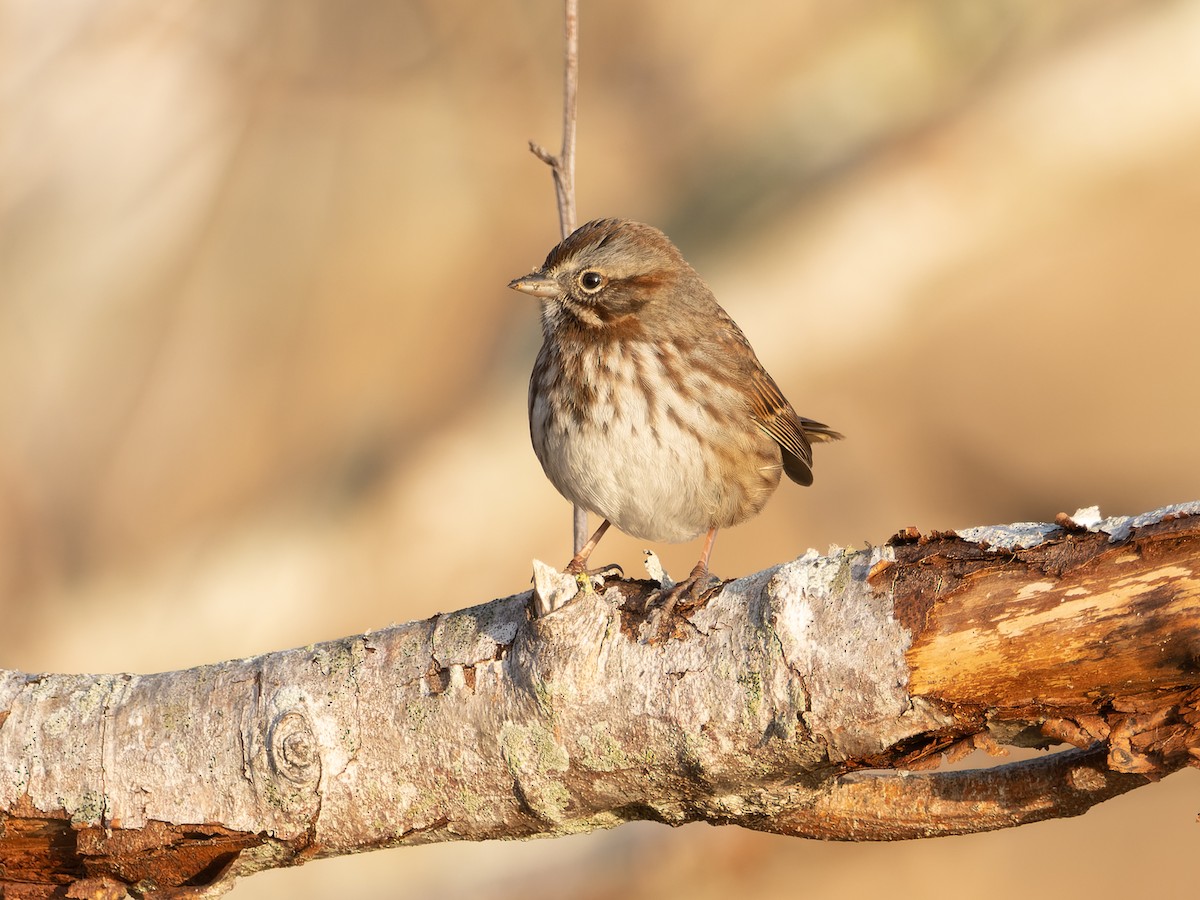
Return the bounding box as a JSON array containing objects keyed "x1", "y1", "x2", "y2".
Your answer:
[
  {"x1": 642, "y1": 569, "x2": 721, "y2": 643},
  {"x1": 565, "y1": 562, "x2": 624, "y2": 593}
]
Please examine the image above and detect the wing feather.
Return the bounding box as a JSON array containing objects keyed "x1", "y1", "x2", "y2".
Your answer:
[
  {"x1": 711, "y1": 306, "x2": 844, "y2": 487},
  {"x1": 749, "y1": 370, "x2": 817, "y2": 485}
]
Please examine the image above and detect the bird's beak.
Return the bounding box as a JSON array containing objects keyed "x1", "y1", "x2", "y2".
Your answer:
[{"x1": 508, "y1": 271, "x2": 559, "y2": 299}]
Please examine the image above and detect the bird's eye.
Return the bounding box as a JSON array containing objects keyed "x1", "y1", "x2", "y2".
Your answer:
[{"x1": 578, "y1": 270, "x2": 605, "y2": 293}]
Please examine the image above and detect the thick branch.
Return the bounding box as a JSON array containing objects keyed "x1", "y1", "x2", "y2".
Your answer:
[{"x1": 1, "y1": 503, "x2": 1198, "y2": 896}]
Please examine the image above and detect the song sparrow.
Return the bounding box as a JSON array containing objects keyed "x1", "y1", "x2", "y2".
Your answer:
[{"x1": 510, "y1": 218, "x2": 841, "y2": 598}]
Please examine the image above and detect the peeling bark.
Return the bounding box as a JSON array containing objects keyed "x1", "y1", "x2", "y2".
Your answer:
[{"x1": 1, "y1": 504, "x2": 1198, "y2": 898}]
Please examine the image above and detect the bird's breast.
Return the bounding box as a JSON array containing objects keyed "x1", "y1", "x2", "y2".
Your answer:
[{"x1": 529, "y1": 339, "x2": 782, "y2": 543}]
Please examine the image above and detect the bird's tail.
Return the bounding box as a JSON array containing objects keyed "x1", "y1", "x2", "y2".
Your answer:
[{"x1": 800, "y1": 418, "x2": 844, "y2": 443}]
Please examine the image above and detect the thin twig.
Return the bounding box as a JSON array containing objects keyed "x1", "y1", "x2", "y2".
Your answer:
[
  {"x1": 529, "y1": 0, "x2": 587, "y2": 554},
  {"x1": 529, "y1": 0, "x2": 578, "y2": 239}
]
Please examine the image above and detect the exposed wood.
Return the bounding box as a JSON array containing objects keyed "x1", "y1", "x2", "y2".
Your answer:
[
  {"x1": 746, "y1": 746, "x2": 1154, "y2": 841},
  {"x1": 1, "y1": 504, "x2": 1197, "y2": 897}
]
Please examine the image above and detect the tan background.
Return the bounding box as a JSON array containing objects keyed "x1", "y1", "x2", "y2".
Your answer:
[{"x1": 2, "y1": 1, "x2": 1198, "y2": 897}]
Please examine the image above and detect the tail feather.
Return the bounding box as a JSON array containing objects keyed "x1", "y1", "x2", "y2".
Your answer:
[{"x1": 800, "y1": 418, "x2": 844, "y2": 444}]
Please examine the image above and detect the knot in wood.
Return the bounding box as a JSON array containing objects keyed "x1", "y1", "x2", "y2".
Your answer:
[
  {"x1": 269, "y1": 710, "x2": 320, "y2": 786},
  {"x1": 1067, "y1": 765, "x2": 1107, "y2": 792}
]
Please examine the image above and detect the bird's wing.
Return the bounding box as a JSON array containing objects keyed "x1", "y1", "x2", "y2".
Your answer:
[
  {"x1": 749, "y1": 369, "x2": 818, "y2": 486},
  {"x1": 710, "y1": 304, "x2": 842, "y2": 486}
]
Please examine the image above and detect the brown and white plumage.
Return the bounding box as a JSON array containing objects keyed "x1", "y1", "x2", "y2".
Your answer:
[{"x1": 510, "y1": 218, "x2": 841, "y2": 578}]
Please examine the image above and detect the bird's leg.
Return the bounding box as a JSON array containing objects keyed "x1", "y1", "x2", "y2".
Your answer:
[
  {"x1": 563, "y1": 519, "x2": 623, "y2": 581},
  {"x1": 669, "y1": 526, "x2": 720, "y2": 599},
  {"x1": 686, "y1": 526, "x2": 719, "y2": 585},
  {"x1": 564, "y1": 519, "x2": 609, "y2": 573}
]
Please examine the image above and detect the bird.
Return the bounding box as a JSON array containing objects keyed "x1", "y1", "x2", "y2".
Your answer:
[{"x1": 509, "y1": 218, "x2": 841, "y2": 603}]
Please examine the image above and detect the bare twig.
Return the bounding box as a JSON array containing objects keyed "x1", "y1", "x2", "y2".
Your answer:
[
  {"x1": 528, "y1": 0, "x2": 579, "y2": 239},
  {"x1": 528, "y1": 0, "x2": 588, "y2": 555}
]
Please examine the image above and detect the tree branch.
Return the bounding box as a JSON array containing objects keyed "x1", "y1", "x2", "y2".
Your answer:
[
  {"x1": 526, "y1": 0, "x2": 588, "y2": 557},
  {"x1": 2, "y1": 503, "x2": 1198, "y2": 896},
  {"x1": 528, "y1": 0, "x2": 579, "y2": 240},
  {"x1": 748, "y1": 746, "x2": 1153, "y2": 841}
]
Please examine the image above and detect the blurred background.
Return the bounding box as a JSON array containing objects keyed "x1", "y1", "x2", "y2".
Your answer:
[{"x1": 2, "y1": 0, "x2": 1198, "y2": 896}]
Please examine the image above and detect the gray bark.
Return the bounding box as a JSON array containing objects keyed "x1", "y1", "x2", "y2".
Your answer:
[{"x1": 1, "y1": 503, "x2": 1198, "y2": 897}]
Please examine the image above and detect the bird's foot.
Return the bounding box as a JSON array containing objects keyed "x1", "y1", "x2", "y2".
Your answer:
[
  {"x1": 531, "y1": 559, "x2": 625, "y2": 617},
  {"x1": 563, "y1": 560, "x2": 624, "y2": 593},
  {"x1": 643, "y1": 562, "x2": 721, "y2": 643}
]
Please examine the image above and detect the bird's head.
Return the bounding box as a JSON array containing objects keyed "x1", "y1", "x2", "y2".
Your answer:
[{"x1": 508, "y1": 219, "x2": 697, "y2": 332}]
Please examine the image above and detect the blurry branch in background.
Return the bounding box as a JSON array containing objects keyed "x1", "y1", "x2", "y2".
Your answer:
[
  {"x1": 528, "y1": 0, "x2": 579, "y2": 239},
  {"x1": 1, "y1": 505, "x2": 1199, "y2": 897},
  {"x1": 526, "y1": 0, "x2": 589, "y2": 556}
]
